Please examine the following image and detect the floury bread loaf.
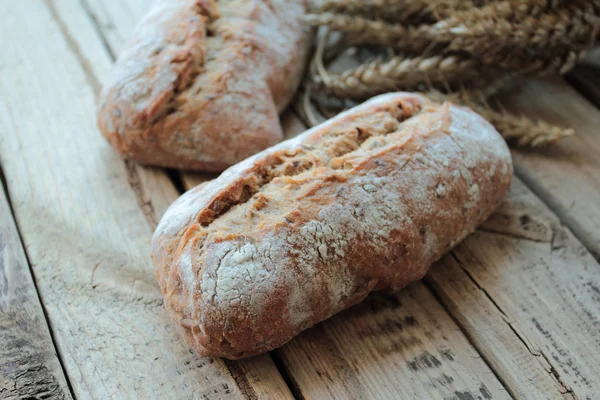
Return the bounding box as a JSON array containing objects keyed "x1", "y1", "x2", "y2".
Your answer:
[
  {"x1": 151, "y1": 93, "x2": 513, "y2": 359},
  {"x1": 97, "y1": 0, "x2": 310, "y2": 171}
]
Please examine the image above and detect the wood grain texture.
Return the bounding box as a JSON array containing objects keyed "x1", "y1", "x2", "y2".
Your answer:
[
  {"x1": 0, "y1": 0, "x2": 290, "y2": 398},
  {"x1": 495, "y1": 78, "x2": 600, "y2": 260},
  {"x1": 0, "y1": 181, "x2": 72, "y2": 399},
  {"x1": 276, "y1": 284, "x2": 510, "y2": 400},
  {"x1": 428, "y1": 178, "x2": 600, "y2": 399},
  {"x1": 82, "y1": 0, "x2": 150, "y2": 52},
  {"x1": 49, "y1": 0, "x2": 179, "y2": 221}
]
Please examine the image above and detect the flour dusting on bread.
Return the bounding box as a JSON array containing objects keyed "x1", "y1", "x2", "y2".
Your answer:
[{"x1": 151, "y1": 93, "x2": 513, "y2": 359}]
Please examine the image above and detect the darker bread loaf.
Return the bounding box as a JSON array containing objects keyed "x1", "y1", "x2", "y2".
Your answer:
[
  {"x1": 151, "y1": 93, "x2": 513, "y2": 359},
  {"x1": 97, "y1": 0, "x2": 310, "y2": 171}
]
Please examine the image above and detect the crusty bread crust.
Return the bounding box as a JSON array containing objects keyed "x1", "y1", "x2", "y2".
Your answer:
[
  {"x1": 151, "y1": 93, "x2": 513, "y2": 359},
  {"x1": 97, "y1": 0, "x2": 310, "y2": 171}
]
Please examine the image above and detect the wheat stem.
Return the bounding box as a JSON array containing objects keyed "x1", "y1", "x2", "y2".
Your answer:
[
  {"x1": 310, "y1": 0, "x2": 480, "y2": 23},
  {"x1": 304, "y1": 13, "x2": 429, "y2": 51}
]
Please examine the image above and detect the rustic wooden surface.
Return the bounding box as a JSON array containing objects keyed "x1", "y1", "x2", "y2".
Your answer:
[
  {"x1": 0, "y1": 178, "x2": 72, "y2": 399},
  {"x1": 2, "y1": 0, "x2": 600, "y2": 399}
]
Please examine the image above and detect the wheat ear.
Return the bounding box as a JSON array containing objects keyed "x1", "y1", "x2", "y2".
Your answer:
[
  {"x1": 313, "y1": 54, "x2": 485, "y2": 99},
  {"x1": 483, "y1": 110, "x2": 575, "y2": 147},
  {"x1": 424, "y1": 91, "x2": 575, "y2": 147},
  {"x1": 433, "y1": 1, "x2": 600, "y2": 56}
]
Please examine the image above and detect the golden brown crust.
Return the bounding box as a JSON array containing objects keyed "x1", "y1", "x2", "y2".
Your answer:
[
  {"x1": 97, "y1": 0, "x2": 310, "y2": 171},
  {"x1": 151, "y1": 93, "x2": 513, "y2": 359}
]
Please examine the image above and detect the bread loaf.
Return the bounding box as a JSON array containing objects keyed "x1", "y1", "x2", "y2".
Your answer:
[
  {"x1": 151, "y1": 93, "x2": 513, "y2": 359},
  {"x1": 97, "y1": 0, "x2": 310, "y2": 171}
]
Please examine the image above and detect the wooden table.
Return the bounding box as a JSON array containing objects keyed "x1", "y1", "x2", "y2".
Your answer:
[{"x1": 2, "y1": 1, "x2": 600, "y2": 399}]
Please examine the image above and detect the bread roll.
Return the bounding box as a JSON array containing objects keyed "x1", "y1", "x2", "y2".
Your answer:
[
  {"x1": 97, "y1": 0, "x2": 310, "y2": 171},
  {"x1": 151, "y1": 93, "x2": 513, "y2": 359}
]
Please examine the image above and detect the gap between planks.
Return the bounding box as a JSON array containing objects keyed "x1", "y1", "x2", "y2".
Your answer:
[
  {"x1": 0, "y1": 164, "x2": 74, "y2": 399},
  {"x1": 566, "y1": 48, "x2": 600, "y2": 109}
]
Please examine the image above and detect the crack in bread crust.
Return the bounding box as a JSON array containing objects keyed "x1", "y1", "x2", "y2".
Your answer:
[
  {"x1": 193, "y1": 94, "x2": 424, "y2": 231},
  {"x1": 144, "y1": 1, "x2": 219, "y2": 128},
  {"x1": 151, "y1": 92, "x2": 514, "y2": 359}
]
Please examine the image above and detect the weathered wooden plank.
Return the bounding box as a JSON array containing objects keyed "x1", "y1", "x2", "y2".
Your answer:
[
  {"x1": 276, "y1": 283, "x2": 511, "y2": 400},
  {"x1": 0, "y1": 179, "x2": 72, "y2": 399},
  {"x1": 49, "y1": 0, "x2": 179, "y2": 221},
  {"x1": 0, "y1": 0, "x2": 290, "y2": 398},
  {"x1": 495, "y1": 77, "x2": 600, "y2": 260},
  {"x1": 79, "y1": 0, "x2": 146, "y2": 57},
  {"x1": 428, "y1": 178, "x2": 600, "y2": 399}
]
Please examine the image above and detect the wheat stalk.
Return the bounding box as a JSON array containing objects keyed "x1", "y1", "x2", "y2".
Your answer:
[
  {"x1": 313, "y1": 48, "x2": 586, "y2": 100},
  {"x1": 434, "y1": 1, "x2": 600, "y2": 56},
  {"x1": 306, "y1": 3, "x2": 600, "y2": 56},
  {"x1": 309, "y1": 0, "x2": 480, "y2": 23},
  {"x1": 304, "y1": 0, "x2": 591, "y2": 148}
]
